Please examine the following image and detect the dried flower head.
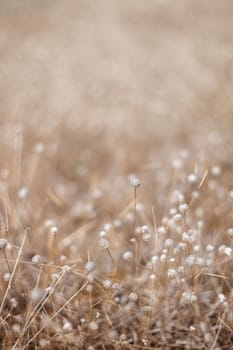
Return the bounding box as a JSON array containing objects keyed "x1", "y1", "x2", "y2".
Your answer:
[
  {"x1": 122, "y1": 250, "x2": 134, "y2": 262},
  {"x1": 128, "y1": 175, "x2": 141, "y2": 188}
]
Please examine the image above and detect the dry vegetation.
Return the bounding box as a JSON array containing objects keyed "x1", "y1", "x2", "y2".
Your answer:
[{"x1": 0, "y1": 1, "x2": 233, "y2": 349}]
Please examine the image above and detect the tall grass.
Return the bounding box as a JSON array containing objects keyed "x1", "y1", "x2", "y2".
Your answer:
[{"x1": 0, "y1": 123, "x2": 232, "y2": 349}]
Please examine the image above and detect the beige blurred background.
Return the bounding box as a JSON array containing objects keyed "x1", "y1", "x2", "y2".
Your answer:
[{"x1": 0, "y1": 0, "x2": 233, "y2": 152}]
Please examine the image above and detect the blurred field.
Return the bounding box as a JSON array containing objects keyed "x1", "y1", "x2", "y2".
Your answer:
[
  {"x1": 1, "y1": 0, "x2": 233, "y2": 134},
  {"x1": 0, "y1": 1, "x2": 233, "y2": 349}
]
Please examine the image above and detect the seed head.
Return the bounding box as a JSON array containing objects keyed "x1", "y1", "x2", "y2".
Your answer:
[
  {"x1": 174, "y1": 213, "x2": 183, "y2": 222},
  {"x1": 227, "y1": 228, "x2": 233, "y2": 236},
  {"x1": 103, "y1": 279, "x2": 112, "y2": 289},
  {"x1": 18, "y1": 186, "x2": 28, "y2": 199},
  {"x1": 32, "y1": 255, "x2": 42, "y2": 264},
  {"x1": 211, "y1": 165, "x2": 221, "y2": 176},
  {"x1": 164, "y1": 238, "x2": 174, "y2": 248},
  {"x1": 33, "y1": 142, "x2": 44, "y2": 154},
  {"x1": 0, "y1": 238, "x2": 8, "y2": 250},
  {"x1": 129, "y1": 175, "x2": 141, "y2": 188},
  {"x1": 98, "y1": 237, "x2": 110, "y2": 249},
  {"x1": 179, "y1": 203, "x2": 189, "y2": 214},
  {"x1": 141, "y1": 225, "x2": 152, "y2": 241},
  {"x1": 187, "y1": 173, "x2": 198, "y2": 184},
  {"x1": 167, "y1": 268, "x2": 176, "y2": 279},
  {"x1": 50, "y1": 226, "x2": 58, "y2": 235},
  {"x1": 122, "y1": 250, "x2": 133, "y2": 262},
  {"x1": 85, "y1": 261, "x2": 96, "y2": 272},
  {"x1": 3, "y1": 272, "x2": 11, "y2": 281},
  {"x1": 63, "y1": 320, "x2": 72, "y2": 331},
  {"x1": 89, "y1": 321, "x2": 99, "y2": 331},
  {"x1": 128, "y1": 292, "x2": 138, "y2": 302}
]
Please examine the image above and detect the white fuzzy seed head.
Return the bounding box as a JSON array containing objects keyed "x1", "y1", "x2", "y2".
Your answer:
[
  {"x1": 174, "y1": 213, "x2": 183, "y2": 222},
  {"x1": 86, "y1": 284, "x2": 93, "y2": 293},
  {"x1": 32, "y1": 255, "x2": 42, "y2": 264},
  {"x1": 3, "y1": 272, "x2": 11, "y2": 281},
  {"x1": 150, "y1": 273, "x2": 156, "y2": 280},
  {"x1": 12, "y1": 323, "x2": 21, "y2": 333},
  {"x1": 98, "y1": 237, "x2": 109, "y2": 249},
  {"x1": 103, "y1": 223, "x2": 112, "y2": 232},
  {"x1": 187, "y1": 173, "x2": 198, "y2": 184},
  {"x1": 0, "y1": 238, "x2": 8, "y2": 249},
  {"x1": 191, "y1": 190, "x2": 200, "y2": 199},
  {"x1": 122, "y1": 250, "x2": 133, "y2": 262},
  {"x1": 103, "y1": 279, "x2": 112, "y2": 289},
  {"x1": 224, "y1": 247, "x2": 232, "y2": 256},
  {"x1": 172, "y1": 158, "x2": 183, "y2": 169},
  {"x1": 218, "y1": 245, "x2": 227, "y2": 255},
  {"x1": 179, "y1": 203, "x2": 189, "y2": 214},
  {"x1": 227, "y1": 228, "x2": 233, "y2": 236},
  {"x1": 128, "y1": 292, "x2": 138, "y2": 302},
  {"x1": 85, "y1": 261, "x2": 96, "y2": 272},
  {"x1": 63, "y1": 320, "x2": 72, "y2": 331},
  {"x1": 33, "y1": 142, "x2": 44, "y2": 154},
  {"x1": 160, "y1": 254, "x2": 167, "y2": 263},
  {"x1": 89, "y1": 321, "x2": 99, "y2": 331},
  {"x1": 218, "y1": 293, "x2": 225, "y2": 303},
  {"x1": 167, "y1": 268, "x2": 176, "y2": 279},
  {"x1": 98, "y1": 230, "x2": 106, "y2": 237},
  {"x1": 129, "y1": 175, "x2": 141, "y2": 188},
  {"x1": 206, "y1": 244, "x2": 214, "y2": 252},
  {"x1": 158, "y1": 226, "x2": 166, "y2": 235},
  {"x1": 211, "y1": 165, "x2": 221, "y2": 176},
  {"x1": 164, "y1": 238, "x2": 174, "y2": 248},
  {"x1": 18, "y1": 186, "x2": 28, "y2": 199},
  {"x1": 169, "y1": 208, "x2": 178, "y2": 216},
  {"x1": 50, "y1": 226, "x2": 58, "y2": 235}
]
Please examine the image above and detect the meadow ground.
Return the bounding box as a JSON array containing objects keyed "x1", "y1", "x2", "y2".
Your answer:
[{"x1": 0, "y1": 1, "x2": 233, "y2": 349}]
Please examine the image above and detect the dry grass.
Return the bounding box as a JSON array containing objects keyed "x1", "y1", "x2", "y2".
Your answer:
[{"x1": 0, "y1": 1, "x2": 233, "y2": 349}]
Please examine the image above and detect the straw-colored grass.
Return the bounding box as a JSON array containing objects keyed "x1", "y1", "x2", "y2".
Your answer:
[{"x1": 0, "y1": 1, "x2": 233, "y2": 349}]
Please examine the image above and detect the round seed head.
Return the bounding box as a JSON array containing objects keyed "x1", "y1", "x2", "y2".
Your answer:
[
  {"x1": 187, "y1": 173, "x2": 198, "y2": 184},
  {"x1": 167, "y1": 268, "x2": 176, "y2": 279},
  {"x1": 0, "y1": 238, "x2": 8, "y2": 249},
  {"x1": 158, "y1": 226, "x2": 166, "y2": 235},
  {"x1": 141, "y1": 225, "x2": 150, "y2": 234},
  {"x1": 103, "y1": 279, "x2": 112, "y2": 289},
  {"x1": 164, "y1": 238, "x2": 174, "y2": 248},
  {"x1": 32, "y1": 255, "x2": 42, "y2": 264},
  {"x1": 224, "y1": 247, "x2": 232, "y2": 256},
  {"x1": 33, "y1": 142, "x2": 44, "y2": 154},
  {"x1": 3, "y1": 272, "x2": 11, "y2": 281},
  {"x1": 63, "y1": 320, "x2": 72, "y2": 331},
  {"x1": 86, "y1": 284, "x2": 93, "y2": 293},
  {"x1": 128, "y1": 292, "x2": 138, "y2": 302},
  {"x1": 206, "y1": 244, "x2": 214, "y2": 252},
  {"x1": 89, "y1": 321, "x2": 99, "y2": 331},
  {"x1": 18, "y1": 186, "x2": 28, "y2": 199},
  {"x1": 129, "y1": 175, "x2": 141, "y2": 188},
  {"x1": 227, "y1": 228, "x2": 233, "y2": 236},
  {"x1": 211, "y1": 165, "x2": 221, "y2": 176},
  {"x1": 98, "y1": 230, "x2": 106, "y2": 237},
  {"x1": 191, "y1": 190, "x2": 200, "y2": 199},
  {"x1": 98, "y1": 237, "x2": 109, "y2": 249},
  {"x1": 172, "y1": 158, "x2": 183, "y2": 169},
  {"x1": 85, "y1": 261, "x2": 96, "y2": 272},
  {"x1": 122, "y1": 250, "x2": 133, "y2": 262},
  {"x1": 50, "y1": 226, "x2": 58, "y2": 235},
  {"x1": 174, "y1": 213, "x2": 183, "y2": 222},
  {"x1": 179, "y1": 203, "x2": 189, "y2": 214}
]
